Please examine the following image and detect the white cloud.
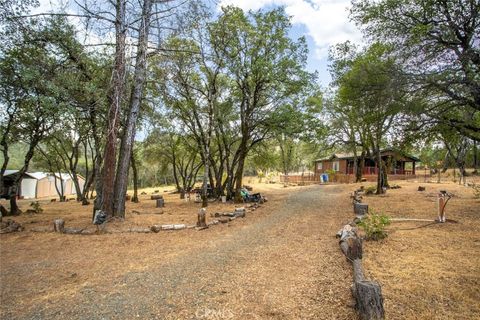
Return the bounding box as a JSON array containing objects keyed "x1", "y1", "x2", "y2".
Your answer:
[{"x1": 219, "y1": 0, "x2": 363, "y2": 59}]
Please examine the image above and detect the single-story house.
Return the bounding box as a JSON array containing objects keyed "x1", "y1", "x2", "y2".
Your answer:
[
  {"x1": 314, "y1": 149, "x2": 420, "y2": 177},
  {"x1": 1, "y1": 170, "x2": 85, "y2": 199}
]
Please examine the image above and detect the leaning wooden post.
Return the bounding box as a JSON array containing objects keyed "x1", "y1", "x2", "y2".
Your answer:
[
  {"x1": 337, "y1": 224, "x2": 385, "y2": 320},
  {"x1": 197, "y1": 207, "x2": 207, "y2": 229},
  {"x1": 53, "y1": 219, "x2": 65, "y2": 233}
]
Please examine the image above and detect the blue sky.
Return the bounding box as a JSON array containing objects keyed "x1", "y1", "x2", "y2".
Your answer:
[
  {"x1": 219, "y1": 0, "x2": 364, "y2": 87},
  {"x1": 36, "y1": 0, "x2": 363, "y2": 87}
]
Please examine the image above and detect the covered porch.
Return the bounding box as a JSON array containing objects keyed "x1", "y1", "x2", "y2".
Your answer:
[{"x1": 345, "y1": 154, "x2": 417, "y2": 176}]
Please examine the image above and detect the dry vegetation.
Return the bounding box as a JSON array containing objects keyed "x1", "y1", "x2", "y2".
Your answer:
[
  {"x1": 357, "y1": 178, "x2": 480, "y2": 319},
  {"x1": 1, "y1": 177, "x2": 479, "y2": 319},
  {"x1": 0, "y1": 182, "x2": 356, "y2": 319}
]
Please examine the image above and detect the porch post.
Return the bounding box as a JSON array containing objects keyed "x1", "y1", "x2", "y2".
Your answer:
[{"x1": 412, "y1": 161, "x2": 415, "y2": 175}]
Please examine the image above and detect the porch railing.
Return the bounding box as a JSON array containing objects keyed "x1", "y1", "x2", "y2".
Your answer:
[{"x1": 346, "y1": 167, "x2": 413, "y2": 175}]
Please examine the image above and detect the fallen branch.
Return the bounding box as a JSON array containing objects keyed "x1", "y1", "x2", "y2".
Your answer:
[
  {"x1": 390, "y1": 218, "x2": 436, "y2": 222},
  {"x1": 0, "y1": 219, "x2": 24, "y2": 234}
]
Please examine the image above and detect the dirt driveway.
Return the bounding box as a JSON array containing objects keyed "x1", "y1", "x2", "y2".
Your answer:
[{"x1": 1, "y1": 185, "x2": 356, "y2": 319}]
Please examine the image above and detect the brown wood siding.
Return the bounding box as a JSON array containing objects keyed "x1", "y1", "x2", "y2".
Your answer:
[{"x1": 315, "y1": 159, "x2": 348, "y2": 174}]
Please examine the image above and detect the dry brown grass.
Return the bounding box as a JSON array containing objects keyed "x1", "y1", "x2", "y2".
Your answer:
[
  {"x1": 2, "y1": 182, "x2": 356, "y2": 319},
  {"x1": 356, "y1": 179, "x2": 480, "y2": 319},
  {"x1": 1, "y1": 178, "x2": 479, "y2": 319}
]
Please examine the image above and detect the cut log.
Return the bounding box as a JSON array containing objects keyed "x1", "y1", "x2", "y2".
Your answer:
[
  {"x1": 64, "y1": 227, "x2": 86, "y2": 234},
  {"x1": 354, "y1": 203, "x2": 368, "y2": 217},
  {"x1": 156, "y1": 198, "x2": 164, "y2": 208},
  {"x1": 128, "y1": 227, "x2": 151, "y2": 233},
  {"x1": 151, "y1": 194, "x2": 163, "y2": 200},
  {"x1": 151, "y1": 225, "x2": 161, "y2": 233},
  {"x1": 352, "y1": 258, "x2": 385, "y2": 320},
  {"x1": 337, "y1": 224, "x2": 385, "y2": 320},
  {"x1": 390, "y1": 218, "x2": 435, "y2": 222},
  {"x1": 338, "y1": 225, "x2": 363, "y2": 260},
  {"x1": 234, "y1": 207, "x2": 246, "y2": 218},
  {"x1": 218, "y1": 217, "x2": 230, "y2": 224},
  {"x1": 215, "y1": 212, "x2": 235, "y2": 217},
  {"x1": 53, "y1": 219, "x2": 65, "y2": 233},
  {"x1": 0, "y1": 219, "x2": 24, "y2": 234},
  {"x1": 197, "y1": 208, "x2": 207, "y2": 228}
]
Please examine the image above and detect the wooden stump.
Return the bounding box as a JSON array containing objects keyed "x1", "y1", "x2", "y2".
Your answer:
[
  {"x1": 156, "y1": 198, "x2": 164, "y2": 208},
  {"x1": 151, "y1": 194, "x2": 163, "y2": 200},
  {"x1": 418, "y1": 186, "x2": 426, "y2": 191},
  {"x1": 53, "y1": 219, "x2": 65, "y2": 233},
  {"x1": 354, "y1": 203, "x2": 368, "y2": 216},
  {"x1": 234, "y1": 207, "x2": 246, "y2": 218},
  {"x1": 125, "y1": 194, "x2": 131, "y2": 201},
  {"x1": 197, "y1": 208, "x2": 207, "y2": 228},
  {"x1": 352, "y1": 259, "x2": 384, "y2": 319}
]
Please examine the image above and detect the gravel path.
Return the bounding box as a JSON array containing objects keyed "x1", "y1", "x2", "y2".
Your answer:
[{"x1": 3, "y1": 185, "x2": 357, "y2": 319}]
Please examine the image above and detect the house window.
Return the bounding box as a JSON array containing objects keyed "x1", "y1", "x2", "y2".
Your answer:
[
  {"x1": 317, "y1": 162, "x2": 323, "y2": 170},
  {"x1": 332, "y1": 161, "x2": 340, "y2": 172}
]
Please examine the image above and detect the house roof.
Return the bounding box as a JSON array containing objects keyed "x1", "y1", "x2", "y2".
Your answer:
[
  {"x1": 3, "y1": 171, "x2": 75, "y2": 180},
  {"x1": 315, "y1": 153, "x2": 354, "y2": 162},
  {"x1": 315, "y1": 149, "x2": 420, "y2": 162},
  {"x1": 3, "y1": 170, "x2": 42, "y2": 179}
]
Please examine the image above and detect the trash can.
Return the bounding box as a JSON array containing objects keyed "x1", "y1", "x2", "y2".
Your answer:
[{"x1": 322, "y1": 173, "x2": 329, "y2": 183}]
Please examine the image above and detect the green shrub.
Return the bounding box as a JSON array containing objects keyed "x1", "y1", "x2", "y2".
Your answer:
[
  {"x1": 358, "y1": 211, "x2": 391, "y2": 240},
  {"x1": 364, "y1": 185, "x2": 376, "y2": 195},
  {"x1": 325, "y1": 169, "x2": 336, "y2": 175},
  {"x1": 30, "y1": 201, "x2": 43, "y2": 214}
]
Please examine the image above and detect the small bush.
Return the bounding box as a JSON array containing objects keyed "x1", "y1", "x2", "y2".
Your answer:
[
  {"x1": 364, "y1": 185, "x2": 376, "y2": 195},
  {"x1": 30, "y1": 201, "x2": 43, "y2": 214},
  {"x1": 358, "y1": 211, "x2": 391, "y2": 241}
]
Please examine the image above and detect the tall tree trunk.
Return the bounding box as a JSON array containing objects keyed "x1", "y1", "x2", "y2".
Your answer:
[
  {"x1": 201, "y1": 149, "x2": 210, "y2": 208},
  {"x1": 8, "y1": 135, "x2": 40, "y2": 215},
  {"x1": 442, "y1": 150, "x2": 450, "y2": 173},
  {"x1": 131, "y1": 150, "x2": 139, "y2": 203},
  {"x1": 356, "y1": 151, "x2": 365, "y2": 182},
  {"x1": 376, "y1": 147, "x2": 384, "y2": 195},
  {"x1": 473, "y1": 141, "x2": 478, "y2": 174},
  {"x1": 0, "y1": 109, "x2": 15, "y2": 197},
  {"x1": 97, "y1": 0, "x2": 127, "y2": 217},
  {"x1": 112, "y1": 0, "x2": 153, "y2": 218},
  {"x1": 53, "y1": 171, "x2": 65, "y2": 202},
  {"x1": 352, "y1": 149, "x2": 358, "y2": 183},
  {"x1": 71, "y1": 172, "x2": 84, "y2": 202},
  {"x1": 234, "y1": 147, "x2": 247, "y2": 202}
]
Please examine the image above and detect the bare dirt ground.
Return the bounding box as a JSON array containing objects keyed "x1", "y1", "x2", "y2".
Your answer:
[
  {"x1": 1, "y1": 178, "x2": 479, "y2": 319},
  {"x1": 0, "y1": 183, "x2": 356, "y2": 319}
]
